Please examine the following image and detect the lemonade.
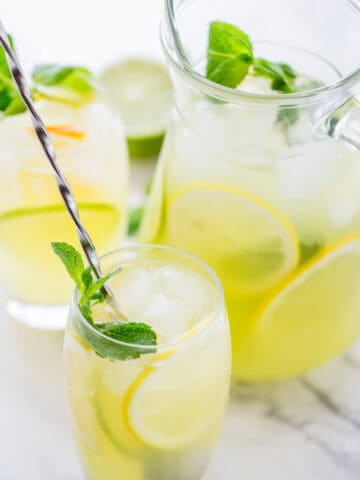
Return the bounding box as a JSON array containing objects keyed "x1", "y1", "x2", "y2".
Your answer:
[
  {"x1": 0, "y1": 95, "x2": 128, "y2": 321},
  {"x1": 64, "y1": 246, "x2": 231, "y2": 480},
  {"x1": 141, "y1": 96, "x2": 360, "y2": 380},
  {"x1": 139, "y1": 9, "x2": 360, "y2": 379}
]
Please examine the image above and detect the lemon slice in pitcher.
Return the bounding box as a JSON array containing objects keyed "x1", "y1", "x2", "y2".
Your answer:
[
  {"x1": 235, "y1": 234, "x2": 360, "y2": 380},
  {"x1": 100, "y1": 59, "x2": 173, "y2": 158},
  {"x1": 165, "y1": 182, "x2": 299, "y2": 294},
  {"x1": 139, "y1": 149, "x2": 167, "y2": 242}
]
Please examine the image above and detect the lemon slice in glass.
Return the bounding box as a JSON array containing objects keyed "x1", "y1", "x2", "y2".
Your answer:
[
  {"x1": 96, "y1": 316, "x2": 213, "y2": 452},
  {"x1": 164, "y1": 182, "x2": 299, "y2": 294},
  {"x1": 122, "y1": 317, "x2": 221, "y2": 450},
  {"x1": 235, "y1": 234, "x2": 360, "y2": 380},
  {"x1": 100, "y1": 59, "x2": 173, "y2": 158}
]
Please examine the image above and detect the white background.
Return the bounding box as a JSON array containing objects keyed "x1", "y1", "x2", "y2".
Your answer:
[{"x1": 0, "y1": 0, "x2": 164, "y2": 72}]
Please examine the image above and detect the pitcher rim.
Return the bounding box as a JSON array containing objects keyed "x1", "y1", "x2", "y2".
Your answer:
[{"x1": 162, "y1": 0, "x2": 360, "y2": 105}]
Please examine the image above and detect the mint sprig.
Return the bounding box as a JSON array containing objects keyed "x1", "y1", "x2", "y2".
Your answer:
[
  {"x1": 0, "y1": 33, "x2": 95, "y2": 117},
  {"x1": 52, "y1": 242, "x2": 157, "y2": 360},
  {"x1": 206, "y1": 21, "x2": 297, "y2": 93},
  {"x1": 206, "y1": 22, "x2": 253, "y2": 88}
]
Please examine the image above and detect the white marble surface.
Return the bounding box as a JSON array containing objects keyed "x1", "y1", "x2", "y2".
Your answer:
[{"x1": 1, "y1": 160, "x2": 360, "y2": 479}]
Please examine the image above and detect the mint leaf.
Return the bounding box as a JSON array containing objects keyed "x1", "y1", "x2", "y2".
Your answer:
[
  {"x1": 278, "y1": 63, "x2": 296, "y2": 80},
  {"x1": 82, "y1": 266, "x2": 122, "y2": 301},
  {"x1": 128, "y1": 207, "x2": 144, "y2": 236},
  {"x1": 97, "y1": 322, "x2": 156, "y2": 345},
  {"x1": 51, "y1": 242, "x2": 86, "y2": 292},
  {"x1": 52, "y1": 241, "x2": 158, "y2": 360},
  {"x1": 276, "y1": 107, "x2": 299, "y2": 134},
  {"x1": 0, "y1": 86, "x2": 13, "y2": 110},
  {"x1": 4, "y1": 94, "x2": 27, "y2": 115},
  {"x1": 81, "y1": 267, "x2": 93, "y2": 291},
  {"x1": 0, "y1": 34, "x2": 14, "y2": 79},
  {"x1": 0, "y1": 34, "x2": 26, "y2": 116},
  {"x1": 78, "y1": 301, "x2": 94, "y2": 325},
  {"x1": 253, "y1": 58, "x2": 296, "y2": 93},
  {"x1": 95, "y1": 322, "x2": 157, "y2": 360},
  {"x1": 32, "y1": 64, "x2": 94, "y2": 94},
  {"x1": 206, "y1": 21, "x2": 253, "y2": 88},
  {"x1": 32, "y1": 65, "x2": 76, "y2": 85},
  {"x1": 61, "y1": 69, "x2": 94, "y2": 95}
]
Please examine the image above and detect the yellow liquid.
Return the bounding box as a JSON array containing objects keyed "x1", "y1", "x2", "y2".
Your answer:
[
  {"x1": 141, "y1": 110, "x2": 360, "y2": 380},
  {"x1": 0, "y1": 203, "x2": 122, "y2": 304},
  {"x1": 64, "y1": 254, "x2": 230, "y2": 480},
  {"x1": 0, "y1": 98, "x2": 128, "y2": 306}
]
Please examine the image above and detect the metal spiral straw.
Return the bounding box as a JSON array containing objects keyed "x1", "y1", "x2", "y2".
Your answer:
[{"x1": 0, "y1": 22, "x2": 126, "y2": 320}]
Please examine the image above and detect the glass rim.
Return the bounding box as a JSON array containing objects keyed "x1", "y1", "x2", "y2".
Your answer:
[
  {"x1": 162, "y1": 0, "x2": 360, "y2": 106},
  {"x1": 72, "y1": 244, "x2": 226, "y2": 352}
]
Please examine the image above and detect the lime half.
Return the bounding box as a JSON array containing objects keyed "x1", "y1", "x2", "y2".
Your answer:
[{"x1": 100, "y1": 59, "x2": 173, "y2": 158}]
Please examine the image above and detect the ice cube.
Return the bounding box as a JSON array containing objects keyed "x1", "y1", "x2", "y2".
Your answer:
[
  {"x1": 280, "y1": 142, "x2": 336, "y2": 200},
  {"x1": 156, "y1": 265, "x2": 213, "y2": 309},
  {"x1": 110, "y1": 266, "x2": 158, "y2": 321},
  {"x1": 328, "y1": 196, "x2": 358, "y2": 228},
  {"x1": 238, "y1": 75, "x2": 274, "y2": 94},
  {"x1": 140, "y1": 291, "x2": 193, "y2": 342}
]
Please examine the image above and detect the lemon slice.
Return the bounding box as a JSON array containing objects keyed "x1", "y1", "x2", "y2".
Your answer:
[
  {"x1": 94, "y1": 361, "x2": 146, "y2": 456},
  {"x1": 65, "y1": 331, "x2": 100, "y2": 452},
  {"x1": 164, "y1": 182, "x2": 299, "y2": 294},
  {"x1": 100, "y1": 59, "x2": 173, "y2": 158},
  {"x1": 96, "y1": 317, "x2": 211, "y2": 454},
  {"x1": 123, "y1": 354, "x2": 218, "y2": 450},
  {"x1": 139, "y1": 147, "x2": 167, "y2": 242},
  {"x1": 235, "y1": 234, "x2": 360, "y2": 380},
  {"x1": 121, "y1": 315, "x2": 222, "y2": 450},
  {"x1": 95, "y1": 316, "x2": 214, "y2": 452}
]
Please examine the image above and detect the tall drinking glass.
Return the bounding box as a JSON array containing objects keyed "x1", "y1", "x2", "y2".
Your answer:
[
  {"x1": 0, "y1": 83, "x2": 128, "y2": 330},
  {"x1": 142, "y1": 0, "x2": 360, "y2": 380},
  {"x1": 64, "y1": 245, "x2": 231, "y2": 479}
]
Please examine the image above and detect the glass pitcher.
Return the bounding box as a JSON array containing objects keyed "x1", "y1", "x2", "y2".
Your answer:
[{"x1": 141, "y1": 0, "x2": 360, "y2": 381}]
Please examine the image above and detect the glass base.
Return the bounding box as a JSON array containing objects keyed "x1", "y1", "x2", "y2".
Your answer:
[{"x1": 6, "y1": 299, "x2": 69, "y2": 330}]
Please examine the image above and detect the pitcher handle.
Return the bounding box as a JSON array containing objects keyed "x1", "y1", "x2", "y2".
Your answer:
[{"x1": 316, "y1": 96, "x2": 360, "y2": 152}]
